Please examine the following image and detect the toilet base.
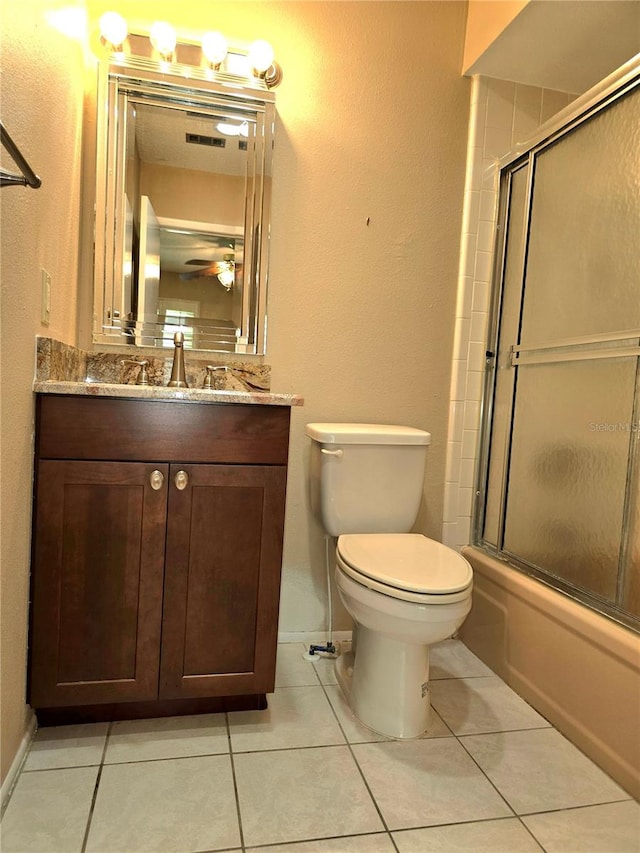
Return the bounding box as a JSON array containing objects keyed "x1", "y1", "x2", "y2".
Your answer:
[{"x1": 335, "y1": 626, "x2": 431, "y2": 739}]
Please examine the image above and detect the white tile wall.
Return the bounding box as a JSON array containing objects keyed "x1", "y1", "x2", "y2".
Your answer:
[{"x1": 443, "y1": 76, "x2": 575, "y2": 550}]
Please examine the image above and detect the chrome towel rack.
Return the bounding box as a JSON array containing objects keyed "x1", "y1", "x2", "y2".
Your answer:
[{"x1": 1, "y1": 121, "x2": 42, "y2": 189}]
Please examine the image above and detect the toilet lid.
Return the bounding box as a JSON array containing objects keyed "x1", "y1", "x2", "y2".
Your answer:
[{"x1": 337, "y1": 533, "x2": 472, "y2": 595}]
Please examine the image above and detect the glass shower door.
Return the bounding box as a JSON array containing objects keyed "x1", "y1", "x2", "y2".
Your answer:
[{"x1": 477, "y1": 71, "x2": 640, "y2": 628}]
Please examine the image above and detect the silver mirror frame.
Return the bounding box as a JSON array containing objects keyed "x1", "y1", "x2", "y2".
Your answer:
[{"x1": 92, "y1": 48, "x2": 276, "y2": 355}]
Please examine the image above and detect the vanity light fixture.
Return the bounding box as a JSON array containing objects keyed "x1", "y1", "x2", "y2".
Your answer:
[
  {"x1": 150, "y1": 20, "x2": 177, "y2": 62},
  {"x1": 99, "y1": 11, "x2": 128, "y2": 52},
  {"x1": 96, "y1": 12, "x2": 283, "y2": 87}
]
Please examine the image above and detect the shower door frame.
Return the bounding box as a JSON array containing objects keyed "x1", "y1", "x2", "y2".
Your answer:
[{"x1": 473, "y1": 55, "x2": 640, "y2": 633}]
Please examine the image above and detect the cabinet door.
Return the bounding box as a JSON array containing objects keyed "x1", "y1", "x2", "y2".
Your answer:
[
  {"x1": 160, "y1": 464, "x2": 287, "y2": 699},
  {"x1": 29, "y1": 461, "x2": 168, "y2": 707}
]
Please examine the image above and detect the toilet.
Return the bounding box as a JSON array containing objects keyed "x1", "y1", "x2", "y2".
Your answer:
[{"x1": 305, "y1": 422, "x2": 473, "y2": 739}]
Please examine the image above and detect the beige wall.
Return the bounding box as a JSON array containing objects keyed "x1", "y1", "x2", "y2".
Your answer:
[
  {"x1": 86, "y1": 0, "x2": 471, "y2": 632},
  {"x1": 1, "y1": 0, "x2": 469, "y2": 785},
  {"x1": 463, "y1": 0, "x2": 529, "y2": 72},
  {"x1": 244, "y1": 0, "x2": 469, "y2": 631},
  {"x1": 0, "y1": 2, "x2": 86, "y2": 783},
  {"x1": 139, "y1": 162, "x2": 245, "y2": 226}
]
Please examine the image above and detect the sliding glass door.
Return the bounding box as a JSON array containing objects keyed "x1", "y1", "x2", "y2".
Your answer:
[{"x1": 476, "y1": 65, "x2": 640, "y2": 630}]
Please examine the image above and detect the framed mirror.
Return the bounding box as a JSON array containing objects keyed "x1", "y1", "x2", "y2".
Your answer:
[{"x1": 92, "y1": 39, "x2": 275, "y2": 354}]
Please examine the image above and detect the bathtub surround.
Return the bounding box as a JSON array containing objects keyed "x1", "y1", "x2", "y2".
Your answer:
[
  {"x1": 443, "y1": 76, "x2": 576, "y2": 551},
  {"x1": 458, "y1": 64, "x2": 640, "y2": 630}
]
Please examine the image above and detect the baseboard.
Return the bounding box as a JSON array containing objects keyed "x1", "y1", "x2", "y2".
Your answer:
[
  {"x1": 277, "y1": 630, "x2": 352, "y2": 645},
  {"x1": 1, "y1": 711, "x2": 36, "y2": 814}
]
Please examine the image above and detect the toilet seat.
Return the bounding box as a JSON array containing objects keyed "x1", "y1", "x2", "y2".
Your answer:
[{"x1": 336, "y1": 533, "x2": 472, "y2": 605}]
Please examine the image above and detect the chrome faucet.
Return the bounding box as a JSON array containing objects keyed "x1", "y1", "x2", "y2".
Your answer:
[{"x1": 168, "y1": 331, "x2": 189, "y2": 387}]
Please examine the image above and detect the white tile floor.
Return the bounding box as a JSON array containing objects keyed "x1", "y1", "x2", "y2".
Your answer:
[{"x1": 2, "y1": 640, "x2": 639, "y2": 853}]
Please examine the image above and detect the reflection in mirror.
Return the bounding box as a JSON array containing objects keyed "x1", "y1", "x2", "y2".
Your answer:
[
  {"x1": 155, "y1": 219, "x2": 244, "y2": 350},
  {"x1": 93, "y1": 45, "x2": 275, "y2": 354}
]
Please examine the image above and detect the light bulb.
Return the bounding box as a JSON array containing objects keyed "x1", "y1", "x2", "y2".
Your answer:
[
  {"x1": 99, "y1": 11, "x2": 128, "y2": 47},
  {"x1": 217, "y1": 269, "x2": 234, "y2": 289},
  {"x1": 216, "y1": 122, "x2": 240, "y2": 136},
  {"x1": 216, "y1": 121, "x2": 249, "y2": 137},
  {"x1": 150, "y1": 21, "x2": 177, "y2": 58},
  {"x1": 202, "y1": 31, "x2": 228, "y2": 66},
  {"x1": 248, "y1": 39, "x2": 275, "y2": 74}
]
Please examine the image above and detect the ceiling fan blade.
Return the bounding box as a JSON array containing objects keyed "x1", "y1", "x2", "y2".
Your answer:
[
  {"x1": 179, "y1": 261, "x2": 243, "y2": 281},
  {"x1": 180, "y1": 268, "x2": 212, "y2": 280}
]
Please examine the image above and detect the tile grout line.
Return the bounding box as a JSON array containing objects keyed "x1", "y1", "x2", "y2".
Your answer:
[
  {"x1": 79, "y1": 749, "x2": 231, "y2": 767},
  {"x1": 518, "y1": 796, "x2": 636, "y2": 817},
  {"x1": 430, "y1": 673, "x2": 498, "y2": 680},
  {"x1": 455, "y1": 725, "x2": 635, "y2": 808},
  {"x1": 303, "y1": 648, "x2": 551, "y2": 846},
  {"x1": 439, "y1": 723, "x2": 552, "y2": 737},
  {"x1": 289, "y1": 647, "x2": 525, "y2": 839},
  {"x1": 244, "y1": 830, "x2": 397, "y2": 852},
  {"x1": 313, "y1": 661, "x2": 401, "y2": 853},
  {"x1": 453, "y1": 726, "x2": 523, "y2": 825},
  {"x1": 515, "y1": 813, "x2": 548, "y2": 851},
  {"x1": 226, "y1": 710, "x2": 246, "y2": 853},
  {"x1": 316, "y1": 656, "x2": 555, "y2": 847},
  {"x1": 80, "y1": 721, "x2": 112, "y2": 853}
]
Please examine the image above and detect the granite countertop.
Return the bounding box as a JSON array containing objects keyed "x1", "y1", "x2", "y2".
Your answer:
[{"x1": 34, "y1": 380, "x2": 304, "y2": 407}]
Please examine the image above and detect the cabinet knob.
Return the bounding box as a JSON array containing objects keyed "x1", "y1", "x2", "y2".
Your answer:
[
  {"x1": 149, "y1": 470, "x2": 165, "y2": 490},
  {"x1": 174, "y1": 470, "x2": 189, "y2": 490}
]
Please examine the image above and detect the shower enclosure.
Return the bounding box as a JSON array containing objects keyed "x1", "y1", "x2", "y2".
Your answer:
[{"x1": 475, "y1": 60, "x2": 640, "y2": 632}]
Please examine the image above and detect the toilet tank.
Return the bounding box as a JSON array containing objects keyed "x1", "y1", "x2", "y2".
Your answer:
[{"x1": 305, "y1": 423, "x2": 431, "y2": 537}]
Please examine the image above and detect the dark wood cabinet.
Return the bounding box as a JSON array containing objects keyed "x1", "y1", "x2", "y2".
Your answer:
[
  {"x1": 161, "y1": 463, "x2": 286, "y2": 700},
  {"x1": 29, "y1": 394, "x2": 291, "y2": 722},
  {"x1": 30, "y1": 460, "x2": 167, "y2": 707}
]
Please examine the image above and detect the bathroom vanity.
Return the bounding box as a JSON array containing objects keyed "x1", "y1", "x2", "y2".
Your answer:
[{"x1": 28, "y1": 388, "x2": 300, "y2": 724}]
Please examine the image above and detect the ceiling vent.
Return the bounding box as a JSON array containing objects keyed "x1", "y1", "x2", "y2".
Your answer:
[{"x1": 185, "y1": 133, "x2": 225, "y2": 148}]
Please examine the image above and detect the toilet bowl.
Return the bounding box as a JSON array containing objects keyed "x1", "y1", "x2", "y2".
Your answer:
[
  {"x1": 304, "y1": 422, "x2": 474, "y2": 740},
  {"x1": 334, "y1": 533, "x2": 472, "y2": 738}
]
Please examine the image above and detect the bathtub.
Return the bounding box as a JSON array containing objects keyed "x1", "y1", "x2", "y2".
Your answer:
[{"x1": 460, "y1": 547, "x2": 640, "y2": 800}]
